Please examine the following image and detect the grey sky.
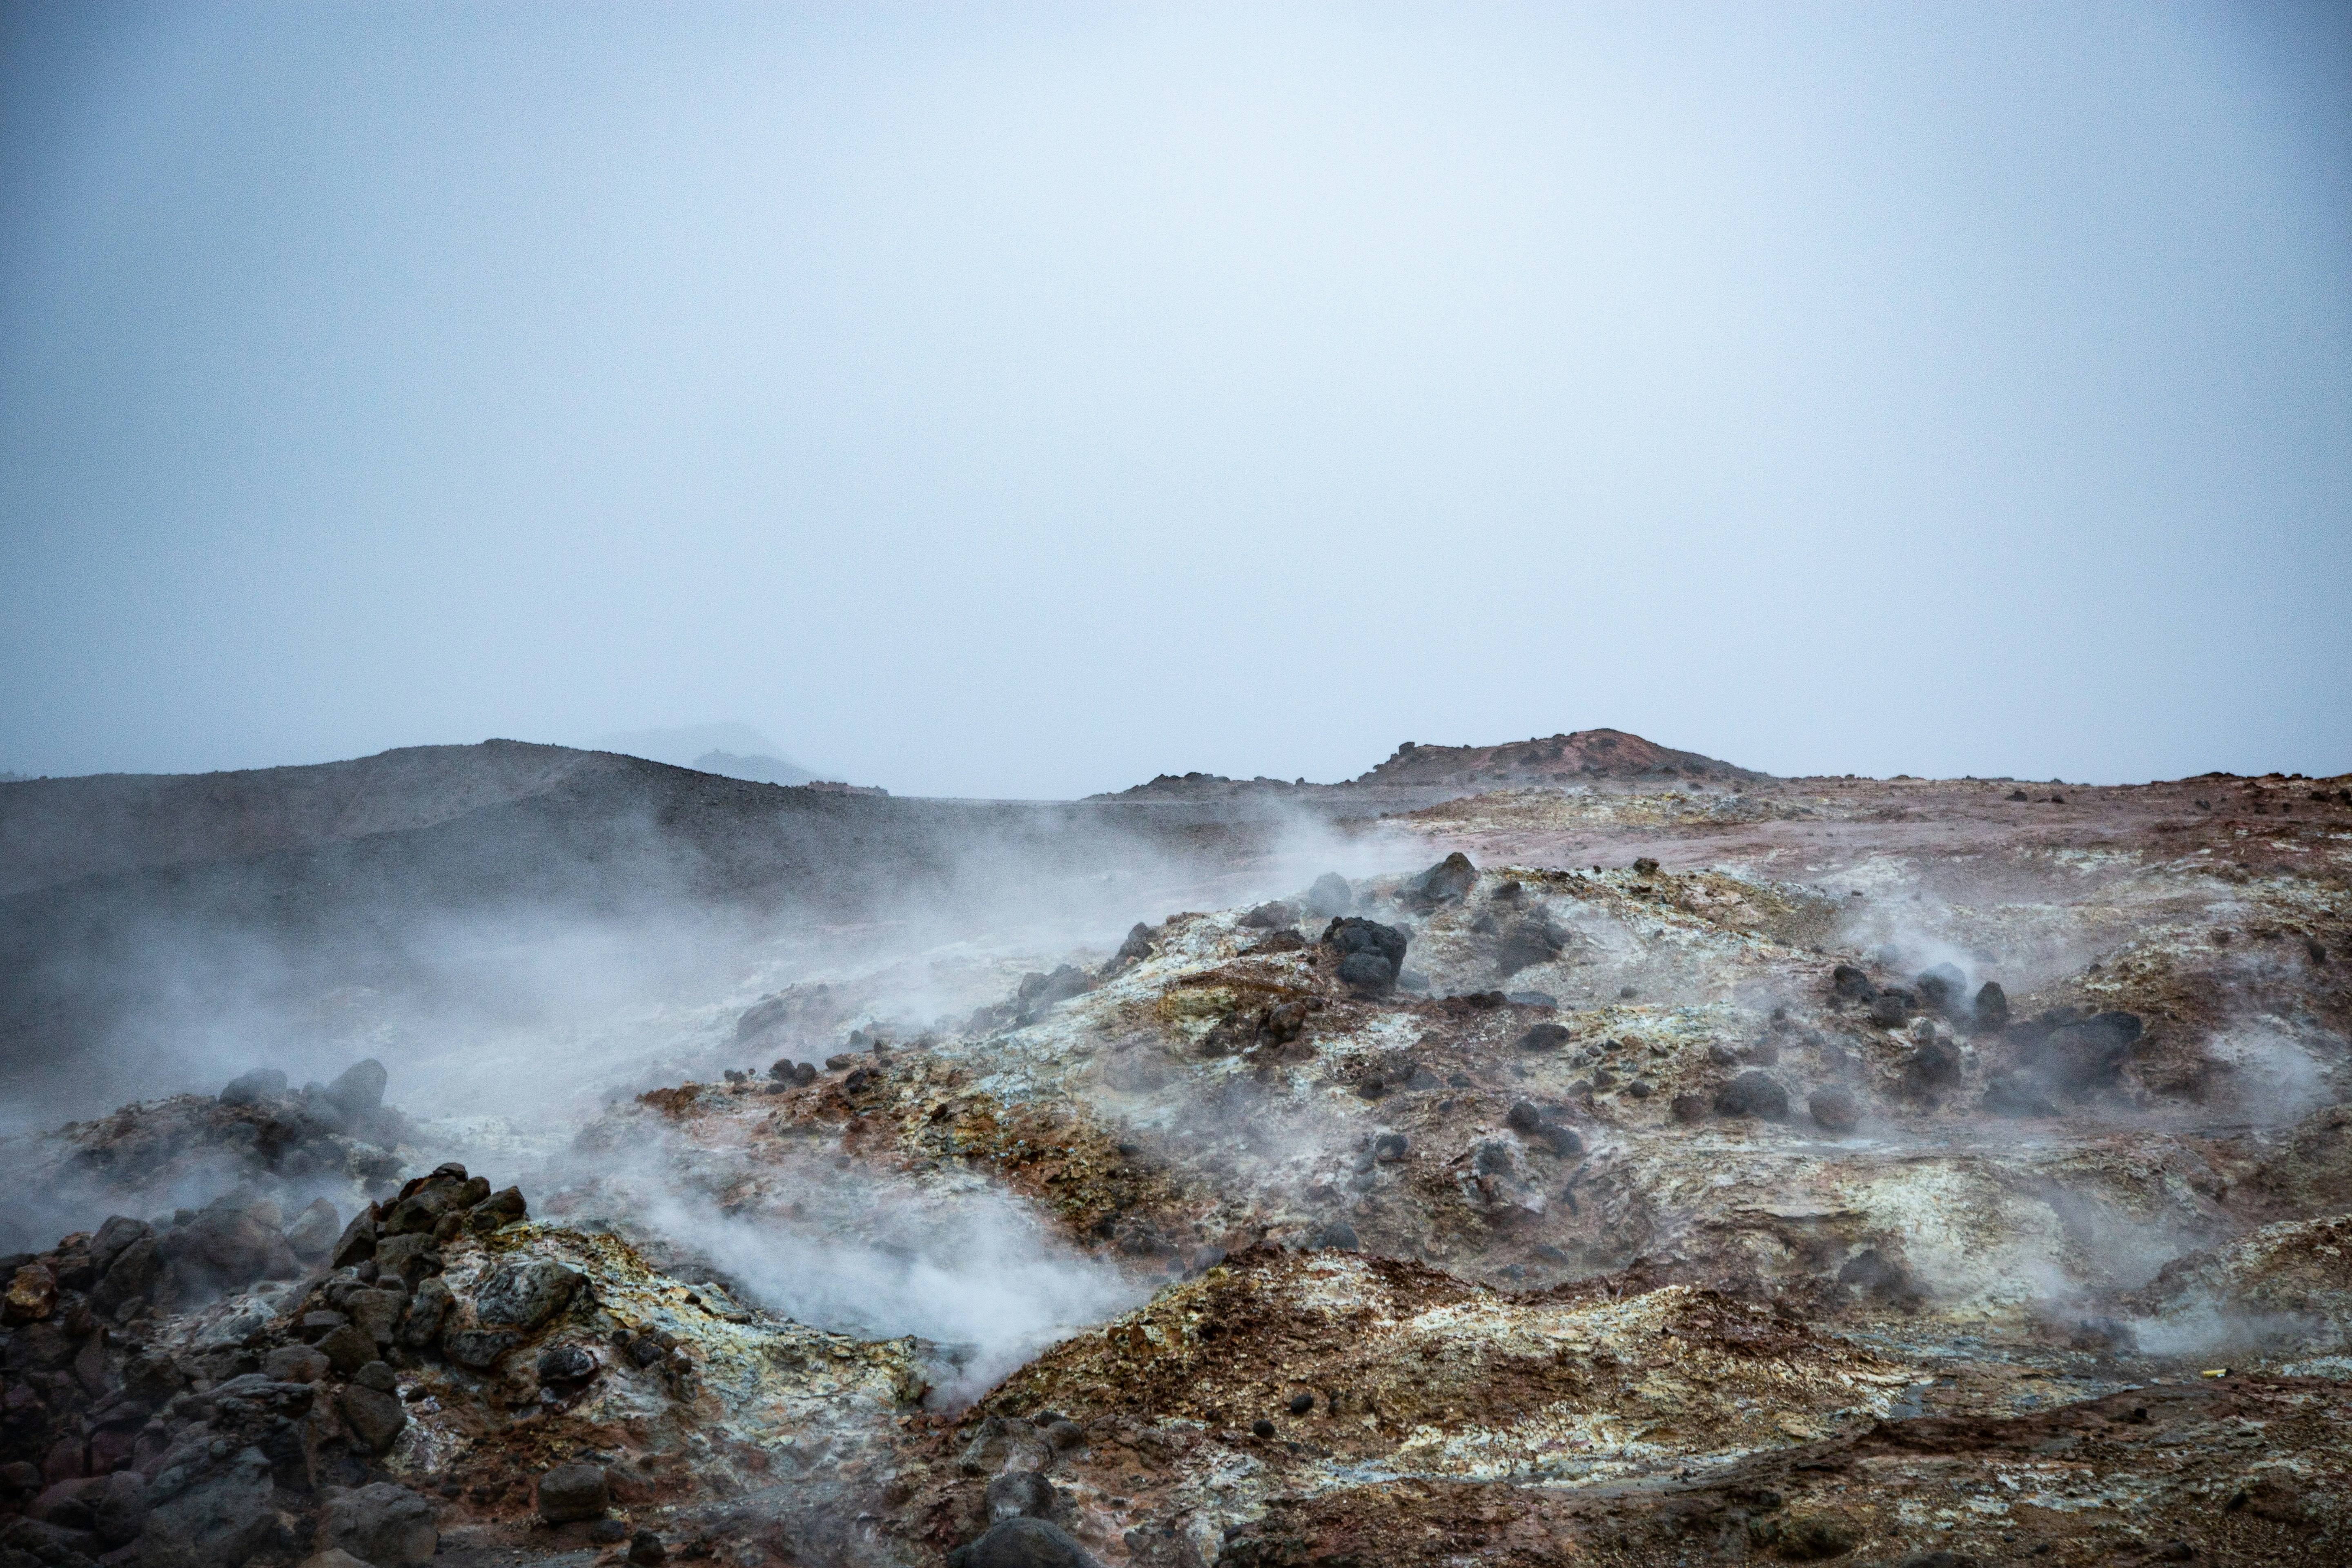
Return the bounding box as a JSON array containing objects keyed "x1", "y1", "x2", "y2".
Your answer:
[{"x1": 3, "y1": 2, "x2": 2346, "y2": 797}]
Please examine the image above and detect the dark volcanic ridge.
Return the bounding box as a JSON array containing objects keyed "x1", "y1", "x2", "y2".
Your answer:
[{"x1": 1091, "y1": 727, "x2": 1762, "y2": 806}]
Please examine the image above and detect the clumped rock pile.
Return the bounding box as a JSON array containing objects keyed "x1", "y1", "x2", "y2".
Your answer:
[
  {"x1": 0, "y1": 1142, "x2": 572, "y2": 1568},
  {"x1": 3, "y1": 1062, "x2": 410, "y2": 1260}
]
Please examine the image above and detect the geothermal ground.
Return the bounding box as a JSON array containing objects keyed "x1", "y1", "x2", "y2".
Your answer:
[{"x1": 4, "y1": 743, "x2": 2350, "y2": 1568}]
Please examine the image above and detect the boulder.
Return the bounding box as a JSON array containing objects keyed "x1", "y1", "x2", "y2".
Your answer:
[
  {"x1": 1321, "y1": 918, "x2": 1409, "y2": 994},
  {"x1": 1238, "y1": 902, "x2": 1298, "y2": 929},
  {"x1": 174, "y1": 1197, "x2": 285, "y2": 1288},
  {"x1": 372, "y1": 1235, "x2": 440, "y2": 1287},
  {"x1": 324, "y1": 1059, "x2": 388, "y2": 1119},
  {"x1": 2020, "y1": 1010, "x2": 2143, "y2": 1097},
  {"x1": 301, "y1": 1551, "x2": 375, "y2": 1568},
  {"x1": 1866, "y1": 992, "x2": 1912, "y2": 1029},
  {"x1": 1514, "y1": 1022, "x2": 1570, "y2": 1052},
  {"x1": 1407, "y1": 853, "x2": 1477, "y2": 909},
  {"x1": 398, "y1": 1278, "x2": 452, "y2": 1349},
  {"x1": 341, "y1": 1287, "x2": 407, "y2": 1345},
  {"x1": 315, "y1": 1324, "x2": 375, "y2": 1375},
  {"x1": 1303, "y1": 873, "x2": 1354, "y2": 918},
  {"x1": 317, "y1": 1483, "x2": 437, "y2": 1568},
  {"x1": 263, "y1": 1345, "x2": 329, "y2": 1383},
  {"x1": 94, "y1": 1470, "x2": 148, "y2": 1550},
  {"x1": 1715, "y1": 1071, "x2": 1790, "y2": 1121},
  {"x1": 535, "y1": 1463, "x2": 608, "y2": 1524},
  {"x1": 443, "y1": 1329, "x2": 520, "y2": 1370},
  {"x1": 1671, "y1": 1092, "x2": 1711, "y2": 1124},
  {"x1": 467, "y1": 1187, "x2": 528, "y2": 1232},
  {"x1": 1900, "y1": 1038, "x2": 1964, "y2": 1098},
  {"x1": 137, "y1": 1443, "x2": 276, "y2": 1568},
  {"x1": 1980, "y1": 1073, "x2": 2059, "y2": 1118},
  {"x1": 1970, "y1": 981, "x2": 2010, "y2": 1034},
  {"x1": 216, "y1": 1069, "x2": 287, "y2": 1106},
  {"x1": 537, "y1": 1344, "x2": 596, "y2": 1385},
  {"x1": 92, "y1": 1236, "x2": 164, "y2": 1316},
  {"x1": 284, "y1": 1200, "x2": 340, "y2": 1261},
  {"x1": 330, "y1": 1209, "x2": 378, "y2": 1269},
  {"x1": 1809, "y1": 1087, "x2": 1860, "y2": 1132},
  {"x1": 984, "y1": 1470, "x2": 1058, "y2": 1522},
  {"x1": 1830, "y1": 965, "x2": 1877, "y2": 1001},
  {"x1": 947, "y1": 1518, "x2": 1105, "y2": 1568},
  {"x1": 1497, "y1": 920, "x2": 1566, "y2": 977},
  {"x1": 628, "y1": 1531, "x2": 667, "y2": 1566},
  {"x1": 339, "y1": 1385, "x2": 405, "y2": 1453},
  {"x1": 1914, "y1": 963, "x2": 1967, "y2": 1017},
  {"x1": 90, "y1": 1216, "x2": 153, "y2": 1274},
  {"x1": 472, "y1": 1258, "x2": 583, "y2": 1332}
]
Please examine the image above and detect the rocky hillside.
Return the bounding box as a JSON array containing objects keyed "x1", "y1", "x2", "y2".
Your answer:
[
  {"x1": 5, "y1": 750, "x2": 2351, "y2": 1568},
  {"x1": 1355, "y1": 727, "x2": 1762, "y2": 786},
  {"x1": 1095, "y1": 727, "x2": 1762, "y2": 804}
]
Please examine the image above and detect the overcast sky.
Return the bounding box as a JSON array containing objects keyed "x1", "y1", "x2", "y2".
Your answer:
[{"x1": 2, "y1": 2, "x2": 2346, "y2": 797}]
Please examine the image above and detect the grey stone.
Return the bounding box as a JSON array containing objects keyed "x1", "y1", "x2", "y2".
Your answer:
[
  {"x1": 317, "y1": 1483, "x2": 437, "y2": 1568},
  {"x1": 263, "y1": 1345, "x2": 329, "y2": 1383},
  {"x1": 1303, "y1": 873, "x2": 1354, "y2": 918},
  {"x1": 138, "y1": 1443, "x2": 275, "y2": 1568},
  {"x1": 443, "y1": 1329, "x2": 520, "y2": 1370},
  {"x1": 536, "y1": 1344, "x2": 596, "y2": 1385},
  {"x1": 985, "y1": 1471, "x2": 1057, "y2": 1522},
  {"x1": 1407, "y1": 853, "x2": 1477, "y2": 908},
  {"x1": 94, "y1": 1469, "x2": 148, "y2": 1549},
  {"x1": 471, "y1": 1259, "x2": 582, "y2": 1332},
  {"x1": 342, "y1": 1288, "x2": 406, "y2": 1345},
  {"x1": 371, "y1": 1235, "x2": 440, "y2": 1287},
  {"x1": 330, "y1": 1210, "x2": 378, "y2": 1269},
  {"x1": 285, "y1": 1200, "x2": 340, "y2": 1261},
  {"x1": 91, "y1": 1216, "x2": 153, "y2": 1274},
  {"x1": 1809, "y1": 1087, "x2": 1860, "y2": 1132},
  {"x1": 398, "y1": 1278, "x2": 452, "y2": 1348},
  {"x1": 217, "y1": 1069, "x2": 287, "y2": 1106},
  {"x1": 946, "y1": 1518, "x2": 1104, "y2": 1568},
  {"x1": 339, "y1": 1385, "x2": 405, "y2": 1453},
  {"x1": 1715, "y1": 1071, "x2": 1790, "y2": 1120},
  {"x1": 324, "y1": 1060, "x2": 388, "y2": 1119},
  {"x1": 353, "y1": 1361, "x2": 396, "y2": 1393},
  {"x1": 535, "y1": 1462, "x2": 608, "y2": 1523},
  {"x1": 93, "y1": 1235, "x2": 164, "y2": 1315},
  {"x1": 315, "y1": 1323, "x2": 375, "y2": 1374}
]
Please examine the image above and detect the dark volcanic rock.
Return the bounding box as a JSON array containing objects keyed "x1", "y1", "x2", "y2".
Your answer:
[
  {"x1": 1831, "y1": 965, "x2": 1877, "y2": 1001},
  {"x1": 1809, "y1": 1087, "x2": 1860, "y2": 1131},
  {"x1": 1981, "y1": 1072, "x2": 2059, "y2": 1118},
  {"x1": 1405, "y1": 853, "x2": 1477, "y2": 910},
  {"x1": 2020, "y1": 1009, "x2": 2144, "y2": 1096},
  {"x1": 1321, "y1": 918, "x2": 1408, "y2": 994},
  {"x1": 1914, "y1": 963, "x2": 1967, "y2": 1018},
  {"x1": 984, "y1": 1470, "x2": 1059, "y2": 1522},
  {"x1": 324, "y1": 1058, "x2": 389, "y2": 1118},
  {"x1": 1514, "y1": 1022, "x2": 1570, "y2": 1052},
  {"x1": 1497, "y1": 919, "x2": 1566, "y2": 977},
  {"x1": 1900, "y1": 1038, "x2": 1964, "y2": 1099},
  {"x1": 1238, "y1": 902, "x2": 1298, "y2": 929},
  {"x1": 318, "y1": 1482, "x2": 437, "y2": 1567},
  {"x1": 535, "y1": 1463, "x2": 608, "y2": 1524},
  {"x1": 1302, "y1": 874, "x2": 1353, "y2": 918},
  {"x1": 1715, "y1": 1071, "x2": 1790, "y2": 1120},
  {"x1": 216, "y1": 1069, "x2": 286, "y2": 1106},
  {"x1": 471, "y1": 1258, "x2": 582, "y2": 1332},
  {"x1": 136, "y1": 1443, "x2": 274, "y2": 1568},
  {"x1": 947, "y1": 1518, "x2": 1104, "y2": 1568},
  {"x1": 1969, "y1": 980, "x2": 2010, "y2": 1033}
]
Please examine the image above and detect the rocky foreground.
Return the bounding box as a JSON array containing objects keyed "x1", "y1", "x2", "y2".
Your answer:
[{"x1": 4, "y1": 766, "x2": 2350, "y2": 1568}]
